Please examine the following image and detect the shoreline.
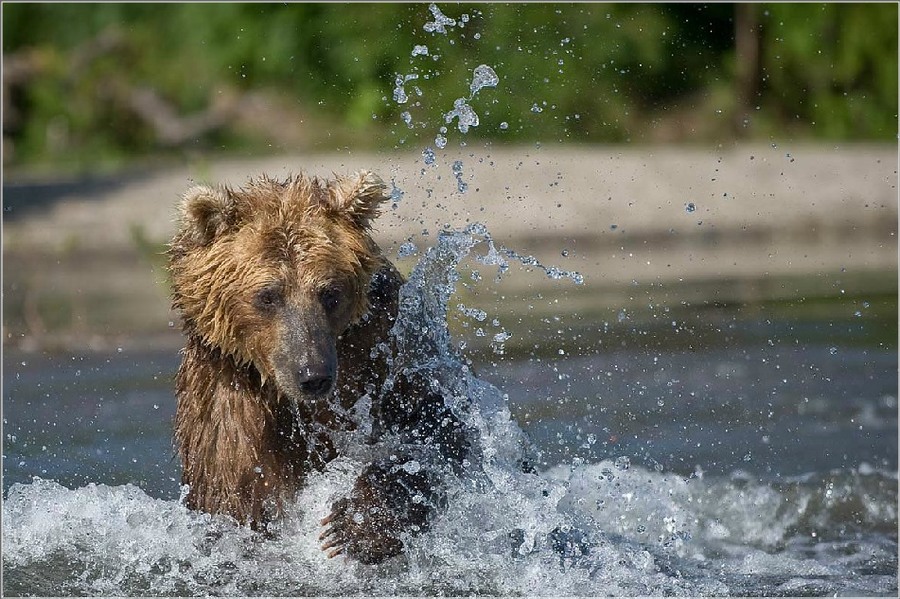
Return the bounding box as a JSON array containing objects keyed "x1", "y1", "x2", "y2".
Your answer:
[{"x1": 4, "y1": 143, "x2": 897, "y2": 352}]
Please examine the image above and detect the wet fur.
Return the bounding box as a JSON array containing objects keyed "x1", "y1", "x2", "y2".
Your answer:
[{"x1": 169, "y1": 171, "x2": 469, "y2": 563}]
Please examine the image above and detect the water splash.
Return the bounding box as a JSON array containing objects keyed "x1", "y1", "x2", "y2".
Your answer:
[
  {"x1": 4, "y1": 464, "x2": 895, "y2": 595},
  {"x1": 443, "y1": 65, "x2": 499, "y2": 134},
  {"x1": 457, "y1": 304, "x2": 488, "y2": 322},
  {"x1": 455, "y1": 223, "x2": 583, "y2": 285},
  {"x1": 392, "y1": 73, "x2": 419, "y2": 104},
  {"x1": 423, "y1": 3, "x2": 456, "y2": 35},
  {"x1": 389, "y1": 181, "x2": 405, "y2": 208},
  {"x1": 397, "y1": 241, "x2": 418, "y2": 258},
  {"x1": 444, "y1": 97, "x2": 480, "y2": 134},
  {"x1": 451, "y1": 160, "x2": 468, "y2": 193},
  {"x1": 396, "y1": 5, "x2": 499, "y2": 181},
  {"x1": 386, "y1": 223, "x2": 583, "y2": 414},
  {"x1": 470, "y1": 64, "x2": 499, "y2": 96}
]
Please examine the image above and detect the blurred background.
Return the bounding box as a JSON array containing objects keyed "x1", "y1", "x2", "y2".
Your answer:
[
  {"x1": 3, "y1": 3, "x2": 897, "y2": 171},
  {"x1": 3, "y1": 2, "x2": 896, "y2": 354}
]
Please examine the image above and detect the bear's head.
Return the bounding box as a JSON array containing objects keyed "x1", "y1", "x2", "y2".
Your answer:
[{"x1": 170, "y1": 171, "x2": 389, "y2": 403}]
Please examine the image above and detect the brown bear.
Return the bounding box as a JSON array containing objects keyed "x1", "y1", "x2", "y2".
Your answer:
[{"x1": 168, "y1": 170, "x2": 471, "y2": 564}]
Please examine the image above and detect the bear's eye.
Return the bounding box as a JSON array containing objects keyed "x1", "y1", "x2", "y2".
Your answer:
[
  {"x1": 319, "y1": 286, "x2": 342, "y2": 312},
  {"x1": 254, "y1": 286, "x2": 283, "y2": 312}
]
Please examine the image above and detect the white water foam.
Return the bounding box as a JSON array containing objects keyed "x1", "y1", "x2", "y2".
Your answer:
[{"x1": 4, "y1": 464, "x2": 895, "y2": 595}]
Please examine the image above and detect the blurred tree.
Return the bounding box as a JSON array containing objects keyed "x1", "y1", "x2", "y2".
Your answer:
[
  {"x1": 2, "y1": 2, "x2": 896, "y2": 172},
  {"x1": 756, "y1": 3, "x2": 898, "y2": 139}
]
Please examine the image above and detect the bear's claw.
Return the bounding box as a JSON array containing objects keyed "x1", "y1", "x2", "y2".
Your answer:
[
  {"x1": 318, "y1": 510, "x2": 347, "y2": 557},
  {"x1": 318, "y1": 491, "x2": 404, "y2": 564}
]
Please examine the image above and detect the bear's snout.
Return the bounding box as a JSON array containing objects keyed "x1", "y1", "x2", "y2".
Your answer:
[
  {"x1": 296, "y1": 368, "x2": 335, "y2": 396},
  {"x1": 270, "y1": 303, "x2": 340, "y2": 401},
  {"x1": 272, "y1": 353, "x2": 337, "y2": 402},
  {"x1": 276, "y1": 348, "x2": 337, "y2": 401},
  {"x1": 274, "y1": 314, "x2": 337, "y2": 401}
]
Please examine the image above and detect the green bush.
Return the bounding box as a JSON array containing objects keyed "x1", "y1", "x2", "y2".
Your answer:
[{"x1": 3, "y1": 3, "x2": 896, "y2": 171}]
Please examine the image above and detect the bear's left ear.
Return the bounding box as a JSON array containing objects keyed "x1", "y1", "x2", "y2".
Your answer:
[{"x1": 327, "y1": 171, "x2": 389, "y2": 228}]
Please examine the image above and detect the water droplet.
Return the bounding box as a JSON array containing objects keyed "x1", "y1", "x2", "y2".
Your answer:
[
  {"x1": 423, "y1": 3, "x2": 456, "y2": 34},
  {"x1": 398, "y1": 242, "x2": 418, "y2": 258},
  {"x1": 445, "y1": 97, "x2": 480, "y2": 133},
  {"x1": 499, "y1": 121, "x2": 509, "y2": 130},
  {"x1": 393, "y1": 73, "x2": 419, "y2": 104},
  {"x1": 457, "y1": 304, "x2": 487, "y2": 322},
  {"x1": 685, "y1": 202, "x2": 696, "y2": 213},
  {"x1": 614, "y1": 456, "x2": 630, "y2": 471},
  {"x1": 390, "y1": 183, "x2": 405, "y2": 205},
  {"x1": 452, "y1": 160, "x2": 468, "y2": 193},
  {"x1": 469, "y1": 64, "x2": 499, "y2": 97}
]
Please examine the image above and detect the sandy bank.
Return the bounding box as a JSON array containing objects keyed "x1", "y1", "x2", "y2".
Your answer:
[{"x1": 3, "y1": 143, "x2": 897, "y2": 350}]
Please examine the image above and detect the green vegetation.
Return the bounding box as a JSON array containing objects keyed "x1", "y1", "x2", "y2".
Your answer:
[{"x1": 3, "y1": 3, "x2": 897, "y2": 173}]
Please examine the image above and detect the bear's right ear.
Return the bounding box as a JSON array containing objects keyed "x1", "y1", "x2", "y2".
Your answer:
[{"x1": 179, "y1": 184, "x2": 243, "y2": 246}]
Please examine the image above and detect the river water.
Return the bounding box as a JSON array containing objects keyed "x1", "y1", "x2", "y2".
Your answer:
[{"x1": 2, "y1": 226, "x2": 897, "y2": 596}]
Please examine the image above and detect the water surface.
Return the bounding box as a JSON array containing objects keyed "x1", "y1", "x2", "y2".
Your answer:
[{"x1": 3, "y1": 230, "x2": 897, "y2": 596}]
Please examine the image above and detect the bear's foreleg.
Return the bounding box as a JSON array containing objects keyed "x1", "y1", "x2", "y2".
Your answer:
[
  {"x1": 320, "y1": 373, "x2": 471, "y2": 563},
  {"x1": 319, "y1": 460, "x2": 437, "y2": 564}
]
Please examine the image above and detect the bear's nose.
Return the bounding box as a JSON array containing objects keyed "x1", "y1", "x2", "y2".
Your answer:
[{"x1": 298, "y1": 374, "x2": 334, "y2": 396}]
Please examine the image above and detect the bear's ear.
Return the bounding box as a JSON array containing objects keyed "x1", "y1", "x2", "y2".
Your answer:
[
  {"x1": 327, "y1": 170, "x2": 389, "y2": 228},
  {"x1": 179, "y1": 184, "x2": 243, "y2": 245}
]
